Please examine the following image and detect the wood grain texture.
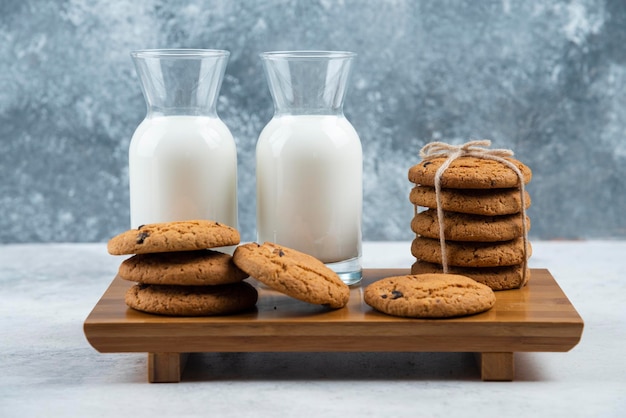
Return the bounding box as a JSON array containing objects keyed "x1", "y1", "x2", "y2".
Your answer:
[
  {"x1": 475, "y1": 352, "x2": 515, "y2": 381},
  {"x1": 148, "y1": 353, "x2": 188, "y2": 383},
  {"x1": 84, "y1": 269, "x2": 583, "y2": 355}
]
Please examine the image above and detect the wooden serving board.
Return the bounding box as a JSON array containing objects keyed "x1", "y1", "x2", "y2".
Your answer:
[{"x1": 84, "y1": 268, "x2": 583, "y2": 383}]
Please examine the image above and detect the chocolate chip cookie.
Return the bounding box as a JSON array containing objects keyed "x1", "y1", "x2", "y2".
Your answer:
[
  {"x1": 411, "y1": 209, "x2": 529, "y2": 242},
  {"x1": 125, "y1": 281, "x2": 258, "y2": 316},
  {"x1": 408, "y1": 156, "x2": 532, "y2": 189},
  {"x1": 409, "y1": 186, "x2": 531, "y2": 216},
  {"x1": 107, "y1": 220, "x2": 240, "y2": 255},
  {"x1": 411, "y1": 236, "x2": 531, "y2": 267},
  {"x1": 364, "y1": 273, "x2": 496, "y2": 318},
  {"x1": 411, "y1": 259, "x2": 530, "y2": 290},
  {"x1": 232, "y1": 242, "x2": 350, "y2": 309},
  {"x1": 118, "y1": 249, "x2": 248, "y2": 286}
]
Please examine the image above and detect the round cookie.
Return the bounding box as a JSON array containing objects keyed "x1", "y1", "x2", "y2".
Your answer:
[
  {"x1": 411, "y1": 236, "x2": 531, "y2": 267},
  {"x1": 408, "y1": 156, "x2": 532, "y2": 189},
  {"x1": 107, "y1": 220, "x2": 240, "y2": 255},
  {"x1": 125, "y1": 281, "x2": 258, "y2": 316},
  {"x1": 364, "y1": 274, "x2": 496, "y2": 318},
  {"x1": 118, "y1": 250, "x2": 248, "y2": 286},
  {"x1": 411, "y1": 259, "x2": 530, "y2": 290},
  {"x1": 409, "y1": 186, "x2": 531, "y2": 216},
  {"x1": 411, "y1": 209, "x2": 530, "y2": 242},
  {"x1": 232, "y1": 242, "x2": 350, "y2": 309}
]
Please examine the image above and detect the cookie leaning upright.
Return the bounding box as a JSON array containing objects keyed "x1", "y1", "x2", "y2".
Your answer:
[
  {"x1": 233, "y1": 242, "x2": 350, "y2": 309},
  {"x1": 107, "y1": 220, "x2": 240, "y2": 255}
]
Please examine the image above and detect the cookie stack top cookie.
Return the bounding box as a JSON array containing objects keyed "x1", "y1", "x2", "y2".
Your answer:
[
  {"x1": 408, "y1": 156, "x2": 531, "y2": 189},
  {"x1": 107, "y1": 220, "x2": 240, "y2": 255}
]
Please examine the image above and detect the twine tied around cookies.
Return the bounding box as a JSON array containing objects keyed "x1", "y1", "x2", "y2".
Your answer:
[{"x1": 418, "y1": 139, "x2": 529, "y2": 287}]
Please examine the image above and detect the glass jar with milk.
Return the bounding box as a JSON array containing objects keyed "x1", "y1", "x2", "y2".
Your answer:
[
  {"x1": 257, "y1": 51, "x2": 362, "y2": 285},
  {"x1": 128, "y1": 49, "x2": 237, "y2": 236}
]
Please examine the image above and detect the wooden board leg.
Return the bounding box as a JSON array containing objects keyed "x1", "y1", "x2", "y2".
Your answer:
[
  {"x1": 475, "y1": 352, "x2": 515, "y2": 381},
  {"x1": 148, "y1": 353, "x2": 189, "y2": 383}
]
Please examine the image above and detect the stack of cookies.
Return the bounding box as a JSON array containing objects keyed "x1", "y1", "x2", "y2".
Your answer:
[
  {"x1": 407, "y1": 155, "x2": 532, "y2": 290},
  {"x1": 107, "y1": 220, "x2": 258, "y2": 316}
]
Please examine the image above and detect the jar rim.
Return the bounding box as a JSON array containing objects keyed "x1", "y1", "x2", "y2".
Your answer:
[
  {"x1": 131, "y1": 49, "x2": 230, "y2": 59},
  {"x1": 260, "y1": 50, "x2": 356, "y2": 60}
]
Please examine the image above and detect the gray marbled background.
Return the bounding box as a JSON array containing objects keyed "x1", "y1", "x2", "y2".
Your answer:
[{"x1": 1, "y1": 0, "x2": 625, "y2": 243}]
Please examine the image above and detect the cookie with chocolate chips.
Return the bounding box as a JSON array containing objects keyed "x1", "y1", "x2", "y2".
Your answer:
[
  {"x1": 364, "y1": 273, "x2": 495, "y2": 318},
  {"x1": 107, "y1": 220, "x2": 240, "y2": 255},
  {"x1": 118, "y1": 249, "x2": 248, "y2": 286},
  {"x1": 125, "y1": 281, "x2": 258, "y2": 316},
  {"x1": 409, "y1": 186, "x2": 531, "y2": 216},
  {"x1": 411, "y1": 259, "x2": 530, "y2": 290},
  {"x1": 411, "y1": 236, "x2": 531, "y2": 268},
  {"x1": 411, "y1": 209, "x2": 530, "y2": 242},
  {"x1": 232, "y1": 242, "x2": 350, "y2": 309},
  {"x1": 408, "y1": 156, "x2": 532, "y2": 189}
]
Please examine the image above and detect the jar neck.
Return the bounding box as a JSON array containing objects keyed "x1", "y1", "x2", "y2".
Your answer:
[
  {"x1": 131, "y1": 49, "x2": 229, "y2": 118},
  {"x1": 261, "y1": 51, "x2": 355, "y2": 117}
]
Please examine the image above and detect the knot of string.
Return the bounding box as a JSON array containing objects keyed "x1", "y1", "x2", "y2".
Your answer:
[{"x1": 417, "y1": 140, "x2": 529, "y2": 287}]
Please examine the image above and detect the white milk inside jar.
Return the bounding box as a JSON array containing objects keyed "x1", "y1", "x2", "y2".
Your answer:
[
  {"x1": 129, "y1": 115, "x2": 237, "y2": 228},
  {"x1": 257, "y1": 115, "x2": 362, "y2": 262},
  {"x1": 257, "y1": 51, "x2": 362, "y2": 284},
  {"x1": 128, "y1": 49, "x2": 238, "y2": 237}
]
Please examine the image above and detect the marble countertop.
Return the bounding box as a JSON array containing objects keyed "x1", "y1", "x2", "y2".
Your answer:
[{"x1": 1, "y1": 241, "x2": 624, "y2": 417}]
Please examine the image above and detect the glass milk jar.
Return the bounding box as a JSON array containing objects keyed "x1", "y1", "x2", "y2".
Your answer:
[
  {"x1": 128, "y1": 49, "x2": 237, "y2": 232},
  {"x1": 256, "y1": 51, "x2": 363, "y2": 284}
]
